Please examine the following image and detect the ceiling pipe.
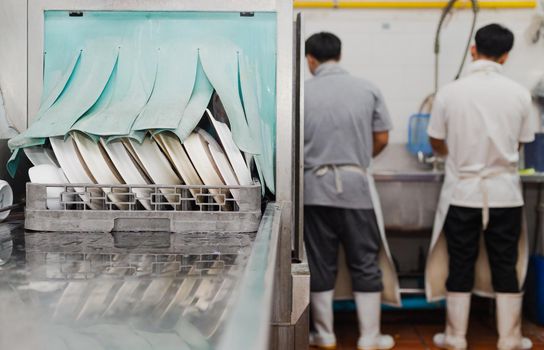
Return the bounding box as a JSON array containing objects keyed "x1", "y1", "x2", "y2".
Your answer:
[{"x1": 294, "y1": 0, "x2": 535, "y2": 9}]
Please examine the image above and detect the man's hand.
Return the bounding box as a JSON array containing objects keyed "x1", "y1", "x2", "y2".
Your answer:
[
  {"x1": 430, "y1": 137, "x2": 448, "y2": 156},
  {"x1": 373, "y1": 131, "x2": 389, "y2": 157}
]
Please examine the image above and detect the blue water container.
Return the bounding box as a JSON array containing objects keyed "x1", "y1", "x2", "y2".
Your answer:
[
  {"x1": 407, "y1": 113, "x2": 433, "y2": 157},
  {"x1": 524, "y1": 255, "x2": 544, "y2": 325},
  {"x1": 524, "y1": 133, "x2": 544, "y2": 172}
]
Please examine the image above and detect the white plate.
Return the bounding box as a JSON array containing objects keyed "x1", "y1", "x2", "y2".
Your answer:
[
  {"x1": 198, "y1": 129, "x2": 241, "y2": 203},
  {"x1": 28, "y1": 164, "x2": 68, "y2": 210},
  {"x1": 24, "y1": 146, "x2": 60, "y2": 167},
  {"x1": 183, "y1": 130, "x2": 226, "y2": 205},
  {"x1": 100, "y1": 139, "x2": 152, "y2": 210},
  {"x1": 72, "y1": 133, "x2": 128, "y2": 210},
  {"x1": 128, "y1": 137, "x2": 182, "y2": 205},
  {"x1": 122, "y1": 139, "x2": 151, "y2": 179},
  {"x1": 155, "y1": 133, "x2": 202, "y2": 198},
  {"x1": 50, "y1": 136, "x2": 102, "y2": 210},
  {"x1": 206, "y1": 109, "x2": 252, "y2": 185},
  {"x1": 0, "y1": 180, "x2": 12, "y2": 221}
]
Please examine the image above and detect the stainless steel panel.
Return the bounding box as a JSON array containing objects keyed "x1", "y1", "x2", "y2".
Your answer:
[
  {"x1": 272, "y1": 0, "x2": 296, "y2": 326},
  {"x1": 293, "y1": 306, "x2": 309, "y2": 350},
  {"x1": 272, "y1": 203, "x2": 294, "y2": 323},
  {"x1": 292, "y1": 12, "x2": 305, "y2": 262},
  {"x1": 269, "y1": 325, "x2": 294, "y2": 350},
  {"x1": 290, "y1": 259, "x2": 309, "y2": 325},
  {"x1": 217, "y1": 204, "x2": 282, "y2": 350},
  {"x1": 275, "y1": 0, "x2": 294, "y2": 204},
  {"x1": 0, "y1": 0, "x2": 27, "y2": 132}
]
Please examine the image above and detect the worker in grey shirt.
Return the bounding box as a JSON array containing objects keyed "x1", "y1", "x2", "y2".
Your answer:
[{"x1": 304, "y1": 32, "x2": 396, "y2": 350}]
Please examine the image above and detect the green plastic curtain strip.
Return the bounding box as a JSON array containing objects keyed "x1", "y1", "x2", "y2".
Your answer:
[
  {"x1": 8, "y1": 11, "x2": 277, "y2": 193},
  {"x1": 7, "y1": 41, "x2": 118, "y2": 176},
  {"x1": 170, "y1": 56, "x2": 214, "y2": 142},
  {"x1": 198, "y1": 42, "x2": 260, "y2": 154},
  {"x1": 238, "y1": 54, "x2": 275, "y2": 193},
  {"x1": 26, "y1": 39, "x2": 119, "y2": 139},
  {"x1": 7, "y1": 50, "x2": 82, "y2": 151},
  {"x1": 72, "y1": 44, "x2": 158, "y2": 139},
  {"x1": 132, "y1": 43, "x2": 198, "y2": 131}
]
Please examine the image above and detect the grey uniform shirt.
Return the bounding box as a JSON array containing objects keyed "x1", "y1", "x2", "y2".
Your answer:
[{"x1": 304, "y1": 62, "x2": 392, "y2": 209}]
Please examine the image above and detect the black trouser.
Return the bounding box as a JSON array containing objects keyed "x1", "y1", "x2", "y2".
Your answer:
[
  {"x1": 304, "y1": 205, "x2": 383, "y2": 292},
  {"x1": 444, "y1": 205, "x2": 522, "y2": 293}
]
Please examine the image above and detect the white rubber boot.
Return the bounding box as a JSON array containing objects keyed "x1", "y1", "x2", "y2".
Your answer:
[
  {"x1": 433, "y1": 292, "x2": 471, "y2": 350},
  {"x1": 309, "y1": 290, "x2": 336, "y2": 349},
  {"x1": 354, "y1": 292, "x2": 395, "y2": 350},
  {"x1": 496, "y1": 293, "x2": 533, "y2": 350}
]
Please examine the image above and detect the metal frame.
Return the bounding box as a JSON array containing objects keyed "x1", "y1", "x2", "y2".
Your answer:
[
  {"x1": 24, "y1": 1, "x2": 303, "y2": 348},
  {"x1": 217, "y1": 204, "x2": 282, "y2": 350},
  {"x1": 292, "y1": 12, "x2": 305, "y2": 263},
  {"x1": 0, "y1": 0, "x2": 28, "y2": 132},
  {"x1": 26, "y1": 0, "x2": 295, "y2": 217}
]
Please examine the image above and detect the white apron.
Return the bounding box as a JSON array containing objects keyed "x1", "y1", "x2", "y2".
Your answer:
[
  {"x1": 315, "y1": 165, "x2": 401, "y2": 306},
  {"x1": 425, "y1": 162, "x2": 529, "y2": 302}
]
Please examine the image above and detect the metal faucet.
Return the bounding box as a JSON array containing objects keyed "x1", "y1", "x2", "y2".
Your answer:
[{"x1": 417, "y1": 151, "x2": 442, "y2": 172}]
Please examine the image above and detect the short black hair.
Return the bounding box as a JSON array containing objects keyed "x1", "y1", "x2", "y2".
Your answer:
[
  {"x1": 305, "y1": 32, "x2": 341, "y2": 62},
  {"x1": 475, "y1": 24, "x2": 514, "y2": 59}
]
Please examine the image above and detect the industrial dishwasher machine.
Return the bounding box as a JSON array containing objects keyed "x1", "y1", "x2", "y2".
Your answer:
[{"x1": 0, "y1": 1, "x2": 308, "y2": 349}]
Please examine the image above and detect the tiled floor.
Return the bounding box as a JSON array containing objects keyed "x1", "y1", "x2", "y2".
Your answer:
[{"x1": 310, "y1": 304, "x2": 544, "y2": 349}]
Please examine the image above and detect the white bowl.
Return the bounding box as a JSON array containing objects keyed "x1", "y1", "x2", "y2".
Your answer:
[
  {"x1": 0, "y1": 180, "x2": 13, "y2": 221},
  {"x1": 28, "y1": 164, "x2": 67, "y2": 210}
]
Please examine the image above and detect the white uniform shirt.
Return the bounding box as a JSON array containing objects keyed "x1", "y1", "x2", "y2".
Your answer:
[{"x1": 427, "y1": 60, "x2": 536, "y2": 208}]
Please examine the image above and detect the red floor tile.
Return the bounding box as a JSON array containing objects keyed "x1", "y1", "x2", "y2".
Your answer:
[{"x1": 309, "y1": 305, "x2": 544, "y2": 350}]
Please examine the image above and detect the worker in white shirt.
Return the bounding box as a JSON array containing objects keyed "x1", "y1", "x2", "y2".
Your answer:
[{"x1": 426, "y1": 24, "x2": 536, "y2": 350}]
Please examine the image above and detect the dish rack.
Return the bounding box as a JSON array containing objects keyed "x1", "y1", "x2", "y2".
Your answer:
[{"x1": 25, "y1": 182, "x2": 262, "y2": 233}]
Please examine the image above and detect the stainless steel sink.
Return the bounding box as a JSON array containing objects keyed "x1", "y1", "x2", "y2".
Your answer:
[
  {"x1": 373, "y1": 145, "x2": 443, "y2": 231},
  {"x1": 374, "y1": 173, "x2": 442, "y2": 231}
]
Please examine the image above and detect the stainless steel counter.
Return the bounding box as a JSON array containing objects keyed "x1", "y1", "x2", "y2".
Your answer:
[
  {"x1": 374, "y1": 170, "x2": 544, "y2": 184},
  {"x1": 0, "y1": 227, "x2": 250, "y2": 350},
  {"x1": 373, "y1": 171, "x2": 444, "y2": 183},
  {"x1": 372, "y1": 169, "x2": 544, "y2": 231},
  {"x1": 0, "y1": 204, "x2": 282, "y2": 350}
]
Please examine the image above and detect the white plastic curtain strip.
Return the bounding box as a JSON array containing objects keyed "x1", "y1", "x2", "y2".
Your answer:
[{"x1": 8, "y1": 11, "x2": 277, "y2": 193}]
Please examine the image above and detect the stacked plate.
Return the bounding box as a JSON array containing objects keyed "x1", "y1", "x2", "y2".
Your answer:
[{"x1": 28, "y1": 110, "x2": 253, "y2": 210}]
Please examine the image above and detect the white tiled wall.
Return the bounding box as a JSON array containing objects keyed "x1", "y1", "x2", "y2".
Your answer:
[{"x1": 301, "y1": 8, "x2": 544, "y2": 142}]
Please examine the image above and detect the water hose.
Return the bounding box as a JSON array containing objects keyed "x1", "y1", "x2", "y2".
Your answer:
[{"x1": 420, "y1": 0, "x2": 480, "y2": 113}]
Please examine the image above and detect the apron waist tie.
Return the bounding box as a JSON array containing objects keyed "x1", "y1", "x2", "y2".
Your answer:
[
  {"x1": 459, "y1": 170, "x2": 515, "y2": 230},
  {"x1": 313, "y1": 164, "x2": 367, "y2": 194}
]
